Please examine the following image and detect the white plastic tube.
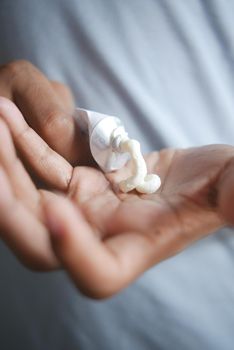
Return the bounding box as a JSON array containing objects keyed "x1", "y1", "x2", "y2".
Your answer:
[{"x1": 74, "y1": 108, "x2": 161, "y2": 194}]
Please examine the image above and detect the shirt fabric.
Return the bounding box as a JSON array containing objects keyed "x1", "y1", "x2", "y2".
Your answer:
[{"x1": 0, "y1": 1, "x2": 234, "y2": 349}]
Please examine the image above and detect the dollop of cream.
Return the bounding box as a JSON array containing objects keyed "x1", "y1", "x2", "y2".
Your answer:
[{"x1": 118, "y1": 139, "x2": 161, "y2": 194}]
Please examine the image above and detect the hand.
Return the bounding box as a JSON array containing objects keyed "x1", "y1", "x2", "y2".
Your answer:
[
  {"x1": 0, "y1": 60, "x2": 92, "y2": 168},
  {"x1": 0, "y1": 99, "x2": 233, "y2": 299},
  {"x1": 43, "y1": 145, "x2": 233, "y2": 298}
]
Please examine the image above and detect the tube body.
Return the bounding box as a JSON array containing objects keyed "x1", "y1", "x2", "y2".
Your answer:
[{"x1": 74, "y1": 108, "x2": 129, "y2": 172}]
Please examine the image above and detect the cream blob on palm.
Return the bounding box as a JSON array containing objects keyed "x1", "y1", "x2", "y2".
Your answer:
[
  {"x1": 74, "y1": 108, "x2": 161, "y2": 194},
  {"x1": 118, "y1": 139, "x2": 161, "y2": 194}
]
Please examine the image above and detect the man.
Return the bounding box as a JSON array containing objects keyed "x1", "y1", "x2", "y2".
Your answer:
[{"x1": 0, "y1": 1, "x2": 234, "y2": 349}]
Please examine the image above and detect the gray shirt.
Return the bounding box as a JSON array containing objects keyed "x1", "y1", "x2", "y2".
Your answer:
[{"x1": 0, "y1": 1, "x2": 234, "y2": 349}]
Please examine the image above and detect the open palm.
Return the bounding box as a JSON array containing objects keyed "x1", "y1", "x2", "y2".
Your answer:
[{"x1": 0, "y1": 99, "x2": 233, "y2": 298}]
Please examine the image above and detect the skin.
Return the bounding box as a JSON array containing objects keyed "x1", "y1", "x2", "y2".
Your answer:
[
  {"x1": 1, "y1": 98, "x2": 234, "y2": 299},
  {"x1": 0, "y1": 61, "x2": 234, "y2": 299},
  {"x1": 0, "y1": 60, "x2": 92, "y2": 167}
]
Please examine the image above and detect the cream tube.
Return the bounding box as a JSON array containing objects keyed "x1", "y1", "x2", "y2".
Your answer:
[{"x1": 74, "y1": 108, "x2": 161, "y2": 194}]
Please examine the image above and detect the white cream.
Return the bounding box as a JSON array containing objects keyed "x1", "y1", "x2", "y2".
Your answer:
[
  {"x1": 75, "y1": 108, "x2": 161, "y2": 194},
  {"x1": 118, "y1": 138, "x2": 161, "y2": 194}
]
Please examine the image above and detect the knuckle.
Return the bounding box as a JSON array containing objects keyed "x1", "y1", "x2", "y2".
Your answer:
[
  {"x1": 78, "y1": 270, "x2": 120, "y2": 300},
  {"x1": 43, "y1": 109, "x2": 70, "y2": 136},
  {"x1": 1, "y1": 59, "x2": 30, "y2": 73},
  {"x1": 51, "y1": 81, "x2": 71, "y2": 94},
  {"x1": 51, "y1": 81, "x2": 75, "y2": 107},
  {"x1": 0, "y1": 60, "x2": 34, "y2": 81}
]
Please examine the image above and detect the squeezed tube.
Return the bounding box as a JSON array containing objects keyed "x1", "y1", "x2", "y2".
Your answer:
[{"x1": 74, "y1": 108, "x2": 161, "y2": 194}]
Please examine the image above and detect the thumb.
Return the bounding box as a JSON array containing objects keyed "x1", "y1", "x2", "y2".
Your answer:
[{"x1": 0, "y1": 61, "x2": 92, "y2": 165}]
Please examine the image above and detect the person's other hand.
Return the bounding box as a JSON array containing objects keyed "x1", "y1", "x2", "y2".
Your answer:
[
  {"x1": 1, "y1": 100, "x2": 233, "y2": 298},
  {"x1": 0, "y1": 60, "x2": 91, "y2": 168}
]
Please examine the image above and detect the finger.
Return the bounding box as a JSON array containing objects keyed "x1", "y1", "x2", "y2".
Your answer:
[
  {"x1": 44, "y1": 195, "x2": 122, "y2": 299},
  {"x1": 0, "y1": 118, "x2": 39, "y2": 213},
  {"x1": 0, "y1": 60, "x2": 86, "y2": 163},
  {"x1": 0, "y1": 166, "x2": 59, "y2": 270},
  {"x1": 44, "y1": 193, "x2": 181, "y2": 298},
  {"x1": 0, "y1": 97, "x2": 73, "y2": 191},
  {"x1": 50, "y1": 81, "x2": 75, "y2": 112}
]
